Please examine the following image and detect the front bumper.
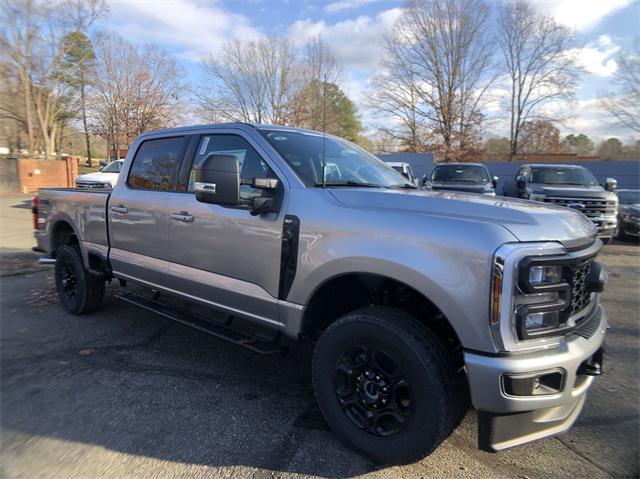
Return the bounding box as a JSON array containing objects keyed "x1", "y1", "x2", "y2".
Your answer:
[
  {"x1": 590, "y1": 215, "x2": 617, "y2": 238},
  {"x1": 621, "y1": 218, "x2": 640, "y2": 237},
  {"x1": 465, "y1": 304, "x2": 606, "y2": 451}
]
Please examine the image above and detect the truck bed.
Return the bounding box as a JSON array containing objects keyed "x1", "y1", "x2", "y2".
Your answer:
[{"x1": 35, "y1": 188, "x2": 111, "y2": 257}]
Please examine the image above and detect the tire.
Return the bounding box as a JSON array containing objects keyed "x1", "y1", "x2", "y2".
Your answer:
[
  {"x1": 312, "y1": 306, "x2": 465, "y2": 464},
  {"x1": 54, "y1": 244, "x2": 105, "y2": 314}
]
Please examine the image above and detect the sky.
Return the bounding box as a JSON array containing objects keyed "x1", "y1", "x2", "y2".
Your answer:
[{"x1": 104, "y1": 0, "x2": 639, "y2": 143}]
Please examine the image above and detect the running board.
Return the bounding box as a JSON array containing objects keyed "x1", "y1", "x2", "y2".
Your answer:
[{"x1": 114, "y1": 291, "x2": 285, "y2": 355}]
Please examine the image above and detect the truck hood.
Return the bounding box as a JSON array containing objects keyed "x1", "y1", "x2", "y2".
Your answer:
[
  {"x1": 76, "y1": 171, "x2": 118, "y2": 185},
  {"x1": 528, "y1": 183, "x2": 612, "y2": 199},
  {"x1": 329, "y1": 188, "x2": 596, "y2": 246},
  {"x1": 430, "y1": 181, "x2": 494, "y2": 194}
]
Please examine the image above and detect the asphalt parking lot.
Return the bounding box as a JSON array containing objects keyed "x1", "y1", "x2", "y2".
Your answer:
[{"x1": 1, "y1": 194, "x2": 639, "y2": 478}]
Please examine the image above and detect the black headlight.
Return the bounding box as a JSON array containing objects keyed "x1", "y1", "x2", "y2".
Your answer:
[{"x1": 515, "y1": 255, "x2": 601, "y2": 340}]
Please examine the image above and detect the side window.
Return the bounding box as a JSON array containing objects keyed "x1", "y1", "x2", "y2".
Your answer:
[
  {"x1": 128, "y1": 137, "x2": 187, "y2": 191},
  {"x1": 187, "y1": 135, "x2": 276, "y2": 202}
]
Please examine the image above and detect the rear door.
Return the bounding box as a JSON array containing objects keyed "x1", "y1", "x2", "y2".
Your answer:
[
  {"x1": 108, "y1": 135, "x2": 189, "y2": 286},
  {"x1": 164, "y1": 131, "x2": 286, "y2": 325}
]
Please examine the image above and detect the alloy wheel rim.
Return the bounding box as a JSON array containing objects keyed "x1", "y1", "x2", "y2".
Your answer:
[
  {"x1": 59, "y1": 261, "x2": 78, "y2": 300},
  {"x1": 333, "y1": 345, "x2": 413, "y2": 437}
]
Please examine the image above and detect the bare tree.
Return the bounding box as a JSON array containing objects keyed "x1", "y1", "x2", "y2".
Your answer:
[
  {"x1": 197, "y1": 36, "x2": 299, "y2": 124},
  {"x1": 92, "y1": 34, "x2": 184, "y2": 158},
  {"x1": 0, "y1": 0, "x2": 106, "y2": 156},
  {"x1": 601, "y1": 41, "x2": 640, "y2": 133},
  {"x1": 498, "y1": 0, "x2": 581, "y2": 159},
  {"x1": 289, "y1": 37, "x2": 345, "y2": 131},
  {"x1": 370, "y1": 0, "x2": 495, "y2": 160}
]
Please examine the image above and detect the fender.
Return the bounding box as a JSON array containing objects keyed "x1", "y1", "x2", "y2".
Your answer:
[{"x1": 289, "y1": 255, "x2": 492, "y2": 352}]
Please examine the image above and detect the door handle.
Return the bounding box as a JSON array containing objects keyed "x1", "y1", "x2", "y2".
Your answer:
[
  {"x1": 111, "y1": 204, "x2": 128, "y2": 214},
  {"x1": 171, "y1": 211, "x2": 194, "y2": 223}
]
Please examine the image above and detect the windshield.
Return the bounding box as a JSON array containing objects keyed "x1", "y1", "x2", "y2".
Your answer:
[
  {"x1": 102, "y1": 161, "x2": 122, "y2": 173},
  {"x1": 618, "y1": 190, "x2": 640, "y2": 204},
  {"x1": 431, "y1": 165, "x2": 489, "y2": 183},
  {"x1": 529, "y1": 167, "x2": 597, "y2": 186},
  {"x1": 259, "y1": 129, "x2": 414, "y2": 188}
]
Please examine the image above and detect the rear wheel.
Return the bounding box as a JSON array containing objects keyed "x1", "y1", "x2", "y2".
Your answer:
[
  {"x1": 312, "y1": 306, "x2": 465, "y2": 464},
  {"x1": 54, "y1": 244, "x2": 105, "y2": 314}
]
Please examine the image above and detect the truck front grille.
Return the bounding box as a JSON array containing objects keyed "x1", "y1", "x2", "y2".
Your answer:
[
  {"x1": 541, "y1": 197, "x2": 616, "y2": 218},
  {"x1": 570, "y1": 259, "x2": 592, "y2": 315}
]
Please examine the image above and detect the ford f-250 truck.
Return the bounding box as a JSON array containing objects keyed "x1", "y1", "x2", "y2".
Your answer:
[
  {"x1": 503, "y1": 164, "x2": 619, "y2": 243},
  {"x1": 33, "y1": 123, "x2": 608, "y2": 464}
]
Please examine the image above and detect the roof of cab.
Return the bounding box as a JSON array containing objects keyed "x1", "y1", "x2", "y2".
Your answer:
[
  {"x1": 433, "y1": 162, "x2": 487, "y2": 167},
  {"x1": 522, "y1": 163, "x2": 588, "y2": 169},
  {"x1": 140, "y1": 122, "x2": 325, "y2": 138}
]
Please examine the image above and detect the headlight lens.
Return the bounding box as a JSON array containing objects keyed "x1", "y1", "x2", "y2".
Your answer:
[
  {"x1": 529, "y1": 265, "x2": 562, "y2": 285},
  {"x1": 524, "y1": 310, "x2": 560, "y2": 332}
]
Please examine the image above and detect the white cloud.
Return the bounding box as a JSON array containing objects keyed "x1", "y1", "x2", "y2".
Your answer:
[
  {"x1": 531, "y1": 0, "x2": 634, "y2": 31},
  {"x1": 568, "y1": 35, "x2": 620, "y2": 77},
  {"x1": 324, "y1": 0, "x2": 378, "y2": 14},
  {"x1": 287, "y1": 8, "x2": 403, "y2": 72},
  {"x1": 106, "y1": 0, "x2": 262, "y2": 62}
]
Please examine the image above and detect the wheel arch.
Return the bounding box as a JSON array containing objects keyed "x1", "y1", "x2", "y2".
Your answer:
[{"x1": 300, "y1": 271, "x2": 464, "y2": 364}]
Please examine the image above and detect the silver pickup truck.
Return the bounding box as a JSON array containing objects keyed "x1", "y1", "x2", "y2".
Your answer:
[{"x1": 33, "y1": 123, "x2": 608, "y2": 464}]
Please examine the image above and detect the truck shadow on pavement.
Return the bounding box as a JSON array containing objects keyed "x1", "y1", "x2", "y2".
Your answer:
[{"x1": 1, "y1": 273, "x2": 388, "y2": 477}]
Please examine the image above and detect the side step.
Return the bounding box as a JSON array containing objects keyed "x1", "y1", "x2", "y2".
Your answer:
[{"x1": 114, "y1": 291, "x2": 285, "y2": 355}]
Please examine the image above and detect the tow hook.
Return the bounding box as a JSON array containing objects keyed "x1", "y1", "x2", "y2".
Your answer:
[{"x1": 577, "y1": 348, "x2": 604, "y2": 376}]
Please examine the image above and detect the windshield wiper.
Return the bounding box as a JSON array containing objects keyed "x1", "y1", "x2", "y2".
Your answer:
[
  {"x1": 314, "y1": 181, "x2": 390, "y2": 189},
  {"x1": 390, "y1": 183, "x2": 418, "y2": 189}
]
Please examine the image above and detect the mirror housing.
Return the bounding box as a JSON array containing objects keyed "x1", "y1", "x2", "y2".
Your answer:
[
  {"x1": 492, "y1": 175, "x2": 498, "y2": 188},
  {"x1": 604, "y1": 177, "x2": 617, "y2": 192},
  {"x1": 194, "y1": 154, "x2": 240, "y2": 206}
]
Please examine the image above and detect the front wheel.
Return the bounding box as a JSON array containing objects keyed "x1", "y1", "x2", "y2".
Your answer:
[
  {"x1": 54, "y1": 244, "x2": 105, "y2": 314},
  {"x1": 312, "y1": 307, "x2": 465, "y2": 464}
]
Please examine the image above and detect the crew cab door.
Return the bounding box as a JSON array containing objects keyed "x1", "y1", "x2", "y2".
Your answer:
[
  {"x1": 108, "y1": 135, "x2": 189, "y2": 286},
  {"x1": 164, "y1": 131, "x2": 286, "y2": 325}
]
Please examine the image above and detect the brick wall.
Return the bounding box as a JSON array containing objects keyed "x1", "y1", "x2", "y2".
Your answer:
[{"x1": 17, "y1": 158, "x2": 78, "y2": 193}]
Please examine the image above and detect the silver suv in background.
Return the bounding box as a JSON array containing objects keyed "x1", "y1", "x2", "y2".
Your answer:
[
  {"x1": 34, "y1": 123, "x2": 608, "y2": 464},
  {"x1": 384, "y1": 161, "x2": 417, "y2": 185}
]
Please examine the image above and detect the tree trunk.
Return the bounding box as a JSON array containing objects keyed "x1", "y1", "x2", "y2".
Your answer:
[{"x1": 80, "y1": 76, "x2": 92, "y2": 165}]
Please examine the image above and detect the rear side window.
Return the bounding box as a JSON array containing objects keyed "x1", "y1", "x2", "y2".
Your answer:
[{"x1": 128, "y1": 137, "x2": 187, "y2": 191}]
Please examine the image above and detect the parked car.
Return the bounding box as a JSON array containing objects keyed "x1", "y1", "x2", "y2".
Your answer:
[
  {"x1": 34, "y1": 123, "x2": 607, "y2": 464},
  {"x1": 75, "y1": 159, "x2": 123, "y2": 189},
  {"x1": 427, "y1": 163, "x2": 497, "y2": 196},
  {"x1": 616, "y1": 189, "x2": 640, "y2": 240},
  {"x1": 503, "y1": 164, "x2": 618, "y2": 243},
  {"x1": 384, "y1": 161, "x2": 417, "y2": 185}
]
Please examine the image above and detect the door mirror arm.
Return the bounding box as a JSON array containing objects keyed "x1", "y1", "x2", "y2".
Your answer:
[{"x1": 249, "y1": 196, "x2": 275, "y2": 216}]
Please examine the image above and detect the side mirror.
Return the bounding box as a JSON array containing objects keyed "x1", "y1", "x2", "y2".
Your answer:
[
  {"x1": 492, "y1": 176, "x2": 498, "y2": 188},
  {"x1": 194, "y1": 154, "x2": 240, "y2": 206},
  {"x1": 604, "y1": 177, "x2": 617, "y2": 192},
  {"x1": 516, "y1": 176, "x2": 525, "y2": 189}
]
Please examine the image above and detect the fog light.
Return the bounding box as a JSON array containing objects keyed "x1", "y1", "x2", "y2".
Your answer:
[
  {"x1": 525, "y1": 310, "x2": 559, "y2": 332},
  {"x1": 529, "y1": 265, "x2": 562, "y2": 285},
  {"x1": 503, "y1": 370, "x2": 565, "y2": 396}
]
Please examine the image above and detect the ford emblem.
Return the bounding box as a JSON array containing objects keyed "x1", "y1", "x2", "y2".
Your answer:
[{"x1": 566, "y1": 203, "x2": 585, "y2": 210}]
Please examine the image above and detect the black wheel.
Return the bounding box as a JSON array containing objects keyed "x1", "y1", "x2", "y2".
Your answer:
[
  {"x1": 54, "y1": 244, "x2": 105, "y2": 314},
  {"x1": 312, "y1": 306, "x2": 466, "y2": 464}
]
